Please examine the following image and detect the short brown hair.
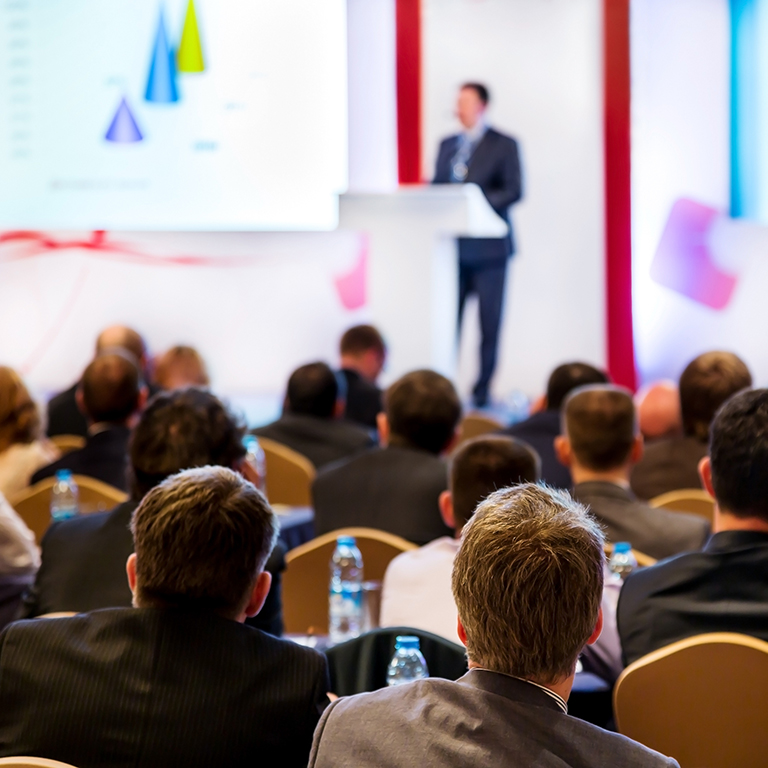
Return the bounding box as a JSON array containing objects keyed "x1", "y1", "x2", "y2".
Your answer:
[
  {"x1": 563, "y1": 385, "x2": 636, "y2": 471},
  {"x1": 680, "y1": 351, "x2": 752, "y2": 441},
  {"x1": 450, "y1": 436, "x2": 540, "y2": 529},
  {"x1": 153, "y1": 345, "x2": 210, "y2": 390},
  {"x1": 130, "y1": 466, "x2": 278, "y2": 619},
  {"x1": 385, "y1": 370, "x2": 461, "y2": 454},
  {"x1": 340, "y1": 325, "x2": 386, "y2": 358},
  {"x1": 80, "y1": 352, "x2": 141, "y2": 424},
  {"x1": 452, "y1": 484, "x2": 604, "y2": 683},
  {"x1": 0, "y1": 367, "x2": 40, "y2": 452}
]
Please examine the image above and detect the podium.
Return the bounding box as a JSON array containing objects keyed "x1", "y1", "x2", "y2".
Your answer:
[{"x1": 338, "y1": 183, "x2": 508, "y2": 382}]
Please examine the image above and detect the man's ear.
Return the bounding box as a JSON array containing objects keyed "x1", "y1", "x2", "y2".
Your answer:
[
  {"x1": 442, "y1": 429, "x2": 461, "y2": 457},
  {"x1": 243, "y1": 571, "x2": 272, "y2": 619},
  {"x1": 457, "y1": 617, "x2": 468, "y2": 648},
  {"x1": 439, "y1": 490, "x2": 455, "y2": 530},
  {"x1": 699, "y1": 455, "x2": 715, "y2": 497},
  {"x1": 333, "y1": 398, "x2": 345, "y2": 419},
  {"x1": 629, "y1": 433, "x2": 644, "y2": 465},
  {"x1": 136, "y1": 385, "x2": 149, "y2": 413},
  {"x1": 585, "y1": 606, "x2": 604, "y2": 646},
  {"x1": 376, "y1": 412, "x2": 389, "y2": 447},
  {"x1": 126, "y1": 553, "x2": 137, "y2": 595},
  {"x1": 75, "y1": 387, "x2": 87, "y2": 417},
  {"x1": 554, "y1": 435, "x2": 572, "y2": 468}
]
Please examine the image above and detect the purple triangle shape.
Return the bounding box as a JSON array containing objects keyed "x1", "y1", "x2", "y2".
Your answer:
[{"x1": 105, "y1": 97, "x2": 144, "y2": 143}]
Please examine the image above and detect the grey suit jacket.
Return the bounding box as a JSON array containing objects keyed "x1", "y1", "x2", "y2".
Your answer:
[
  {"x1": 573, "y1": 481, "x2": 709, "y2": 561},
  {"x1": 309, "y1": 669, "x2": 678, "y2": 767}
]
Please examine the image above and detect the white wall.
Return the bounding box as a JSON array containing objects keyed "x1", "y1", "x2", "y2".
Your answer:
[{"x1": 422, "y1": 0, "x2": 606, "y2": 399}]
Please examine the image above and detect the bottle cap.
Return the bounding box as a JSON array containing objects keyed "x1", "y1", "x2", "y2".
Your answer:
[
  {"x1": 55, "y1": 469, "x2": 73, "y2": 481},
  {"x1": 242, "y1": 435, "x2": 257, "y2": 449},
  {"x1": 336, "y1": 536, "x2": 356, "y2": 546},
  {"x1": 613, "y1": 542, "x2": 632, "y2": 554},
  {"x1": 394, "y1": 635, "x2": 420, "y2": 650}
]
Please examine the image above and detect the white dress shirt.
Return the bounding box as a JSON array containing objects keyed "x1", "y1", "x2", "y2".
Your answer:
[{"x1": 0, "y1": 491, "x2": 39, "y2": 576}]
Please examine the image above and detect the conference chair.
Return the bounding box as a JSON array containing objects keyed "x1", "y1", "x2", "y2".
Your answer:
[
  {"x1": 604, "y1": 543, "x2": 656, "y2": 568},
  {"x1": 456, "y1": 413, "x2": 503, "y2": 445},
  {"x1": 257, "y1": 437, "x2": 316, "y2": 506},
  {"x1": 649, "y1": 488, "x2": 715, "y2": 525},
  {"x1": 614, "y1": 633, "x2": 768, "y2": 768},
  {"x1": 8, "y1": 476, "x2": 128, "y2": 544},
  {"x1": 283, "y1": 528, "x2": 417, "y2": 635},
  {"x1": 326, "y1": 626, "x2": 468, "y2": 696},
  {"x1": 0, "y1": 759, "x2": 80, "y2": 767},
  {"x1": 48, "y1": 434, "x2": 86, "y2": 455}
]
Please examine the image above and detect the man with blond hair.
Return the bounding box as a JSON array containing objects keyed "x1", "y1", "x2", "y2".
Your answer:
[{"x1": 309, "y1": 484, "x2": 679, "y2": 767}]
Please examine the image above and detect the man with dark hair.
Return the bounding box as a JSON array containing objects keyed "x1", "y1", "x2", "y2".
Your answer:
[
  {"x1": 253, "y1": 362, "x2": 374, "y2": 469},
  {"x1": 22, "y1": 388, "x2": 286, "y2": 636},
  {"x1": 558, "y1": 385, "x2": 708, "y2": 560},
  {"x1": 434, "y1": 83, "x2": 523, "y2": 407},
  {"x1": 619, "y1": 388, "x2": 768, "y2": 665},
  {"x1": 631, "y1": 351, "x2": 752, "y2": 499},
  {"x1": 338, "y1": 324, "x2": 386, "y2": 429},
  {"x1": 309, "y1": 484, "x2": 678, "y2": 768},
  {"x1": 0, "y1": 467, "x2": 329, "y2": 767},
  {"x1": 499, "y1": 361, "x2": 609, "y2": 487},
  {"x1": 32, "y1": 352, "x2": 146, "y2": 490},
  {"x1": 313, "y1": 370, "x2": 462, "y2": 545},
  {"x1": 380, "y1": 435, "x2": 540, "y2": 642}
]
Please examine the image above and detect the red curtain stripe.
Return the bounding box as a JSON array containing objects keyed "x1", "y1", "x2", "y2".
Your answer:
[{"x1": 396, "y1": 0, "x2": 422, "y2": 184}]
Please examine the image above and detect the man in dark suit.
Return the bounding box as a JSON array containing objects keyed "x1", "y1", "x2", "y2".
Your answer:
[
  {"x1": 631, "y1": 351, "x2": 752, "y2": 499},
  {"x1": 434, "y1": 83, "x2": 522, "y2": 407},
  {"x1": 46, "y1": 325, "x2": 151, "y2": 438},
  {"x1": 0, "y1": 466, "x2": 329, "y2": 768},
  {"x1": 253, "y1": 362, "x2": 374, "y2": 470},
  {"x1": 499, "y1": 362, "x2": 608, "y2": 488},
  {"x1": 313, "y1": 370, "x2": 461, "y2": 545},
  {"x1": 32, "y1": 351, "x2": 147, "y2": 491},
  {"x1": 21, "y1": 388, "x2": 285, "y2": 636},
  {"x1": 338, "y1": 324, "x2": 386, "y2": 430},
  {"x1": 309, "y1": 484, "x2": 678, "y2": 767},
  {"x1": 558, "y1": 385, "x2": 709, "y2": 561},
  {"x1": 619, "y1": 389, "x2": 768, "y2": 665}
]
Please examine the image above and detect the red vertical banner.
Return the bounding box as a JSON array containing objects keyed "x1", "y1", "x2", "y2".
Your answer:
[
  {"x1": 604, "y1": 0, "x2": 637, "y2": 390},
  {"x1": 396, "y1": 0, "x2": 422, "y2": 184}
]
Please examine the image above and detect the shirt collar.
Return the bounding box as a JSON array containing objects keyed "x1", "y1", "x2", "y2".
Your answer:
[
  {"x1": 463, "y1": 117, "x2": 488, "y2": 144},
  {"x1": 469, "y1": 667, "x2": 568, "y2": 714}
]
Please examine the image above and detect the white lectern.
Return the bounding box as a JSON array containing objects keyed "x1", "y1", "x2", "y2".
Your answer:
[{"x1": 338, "y1": 183, "x2": 508, "y2": 382}]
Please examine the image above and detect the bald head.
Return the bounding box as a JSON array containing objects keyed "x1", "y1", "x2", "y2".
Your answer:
[
  {"x1": 96, "y1": 326, "x2": 147, "y2": 367},
  {"x1": 635, "y1": 381, "x2": 681, "y2": 441},
  {"x1": 79, "y1": 353, "x2": 141, "y2": 425}
]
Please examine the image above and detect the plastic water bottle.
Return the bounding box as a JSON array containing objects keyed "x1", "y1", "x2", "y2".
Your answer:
[
  {"x1": 329, "y1": 536, "x2": 364, "y2": 644},
  {"x1": 50, "y1": 469, "x2": 79, "y2": 521},
  {"x1": 608, "y1": 541, "x2": 637, "y2": 583},
  {"x1": 243, "y1": 435, "x2": 267, "y2": 495},
  {"x1": 386, "y1": 635, "x2": 429, "y2": 686}
]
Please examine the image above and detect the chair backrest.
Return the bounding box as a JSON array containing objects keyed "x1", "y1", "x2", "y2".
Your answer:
[
  {"x1": 283, "y1": 527, "x2": 417, "y2": 635},
  {"x1": 257, "y1": 437, "x2": 316, "y2": 506},
  {"x1": 604, "y1": 542, "x2": 656, "y2": 568},
  {"x1": 8, "y1": 476, "x2": 128, "y2": 544},
  {"x1": 649, "y1": 488, "x2": 715, "y2": 524},
  {"x1": 614, "y1": 632, "x2": 768, "y2": 768},
  {"x1": 325, "y1": 626, "x2": 468, "y2": 696},
  {"x1": 48, "y1": 434, "x2": 86, "y2": 455},
  {"x1": 0, "y1": 758, "x2": 80, "y2": 767},
  {"x1": 457, "y1": 413, "x2": 503, "y2": 445}
]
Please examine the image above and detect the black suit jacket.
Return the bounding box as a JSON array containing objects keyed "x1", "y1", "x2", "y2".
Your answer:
[
  {"x1": 312, "y1": 445, "x2": 451, "y2": 546},
  {"x1": 340, "y1": 369, "x2": 382, "y2": 430},
  {"x1": 30, "y1": 425, "x2": 131, "y2": 491},
  {"x1": 46, "y1": 383, "x2": 88, "y2": 438},
  {"x1": 630, "y1": 435, "x2": 708, "y2": 500},
  {"x1": 499, "y1": 410, "x2": 571, "y2": 488},
  {"x1": 0, "y1": 608, "x2": 329, "y2": 768},
  {"x1": 572, "y1": 481, "x2": 710, "y2": 561},
  {"x1": 618, "y1": 531, "x2": 768, "y2": 665},
  {"x1": 434, "y1": 127, "x2": 522, "y2": 266},
  {"x1": 253, "y1": 413, "x2": 375, "y2": 470},
  {"x1": 20, "y1": 500, "x2": 286, "y2": 636}
]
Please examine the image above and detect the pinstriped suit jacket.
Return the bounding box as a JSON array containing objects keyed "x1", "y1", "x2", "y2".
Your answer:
[{"x1": 0, "y1": 608, "x2": 329, "y2": 768}]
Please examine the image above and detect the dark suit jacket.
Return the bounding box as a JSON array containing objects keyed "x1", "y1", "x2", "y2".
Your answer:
[
  {"x1": 434, "y1": 127, "x2": 522, "y2": 266},
  {"x1": 31, "y1": 425, "x2": 131, "y2": 491},
  {"x1": 618, "y1": 530, "x2": 768, "y2": 665},
  {"x1": 499, "y1": 410, "x2": 571, "y2": 488},
  {"x1": 572, "y1": 481, "x2": 710, "y2": 561},
  {"x1": 309, "y1": 669, "x2": 678, "y2": 767},
  {"x1": 253, "y1": 413, "x2": 375, "y2": 470},
  {"x1": 312, "y1": 445, "x2": 451, "y2": 546},
  {"x1": 20, "y1": 500, "x2": 286, "y2": 636},
  {"x1": 0, "y1": 608, "x2": 329, "y2": 768},
  {"x1": 340, "y1": 369, "x2": 382, "y2": 430},
  {"x1": 630, "y1": 435, "x2": 708, "y2": 500},
  {"x1": 46, "y1": 383, "x2": 88, "y2": 438}
]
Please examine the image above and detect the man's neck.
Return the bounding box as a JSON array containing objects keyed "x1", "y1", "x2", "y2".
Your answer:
[
  {"x1": 570, "y1": 463, "x2": 630, "y2": 487},
  {"x1": 714, "y1": 508, "x2": 768, "y2": 535},
  {"x1": 340, "y1": 356, "x2": 371, "y2": 383},
  {"x1": 467, "y1": 660, "x2": 574, "y2": 702}
]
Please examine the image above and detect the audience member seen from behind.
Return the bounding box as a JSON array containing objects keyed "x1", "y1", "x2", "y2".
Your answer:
[
  {"x1": 0, "y1": 467, "x2": 330, "y2": 768},
  {"x1": 31, "y1": 352, "x2": 146, "y2": 492},
  {"x1": 0, "y1": 367, "x2": 59, "y2": 498},
  {"x1": 152, "y1": 345, "x2": 210, "y2": 391},
  {"x1": 560, "y1": 385, "x2": 709, "y2": 561},
  {"x1": 380, "y1": 435, "x2": 540, "y2": 643},
  {"x1": 22, "y1": 387, "x2": 287, "y2": 637},
  {"x1": 635, "y1": 381, "x2": 681, "y2": 442},
  {"x1": 46, "y1": 325, "x2": 151, "y2": 438},
  {"x1": 309, "y1": 484, "x2": 679, "y2": 768},
  {"x1": 499, "y1": 362, "x2": 608, "y2": 488},
  {"x1": 631, "y1": 351, "x2": 752, "y2": 499},
  {"x1": 619, "y1": 388, "x2": 768, "y2": 665},
  {"x1": 313, "y1": 369, "x2": 461, "y2": 545},
  {"x1": 338, "y1": 324, "x2": 387, "y2": 429},
  {"x1": 253, "y1": 362, "x2": 374, "y2": 470}
]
